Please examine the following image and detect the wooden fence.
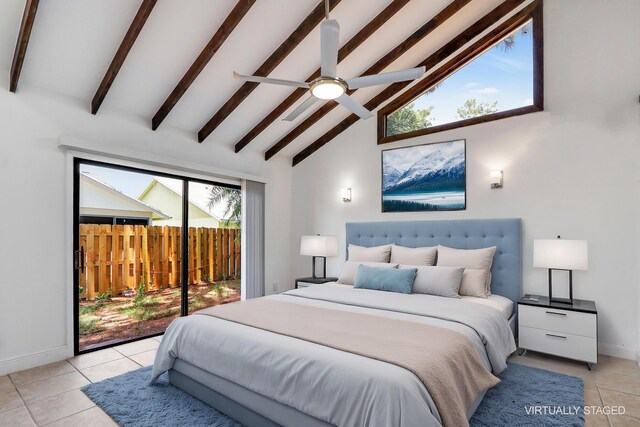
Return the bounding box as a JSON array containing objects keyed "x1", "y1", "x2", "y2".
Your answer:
[{"x1": 79, "y1": 224, "x2": 240, "y2": 300}]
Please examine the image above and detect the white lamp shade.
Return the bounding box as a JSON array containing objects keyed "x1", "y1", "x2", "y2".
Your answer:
[
  {"x1": 300, "y1": 235, "x2": 338, "y2": 257},
  {"x1": 533, "y1": 239, "x2": 588, "y2": 270}
]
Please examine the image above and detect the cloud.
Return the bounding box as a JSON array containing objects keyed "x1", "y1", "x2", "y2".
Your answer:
[
  {"x1": 493, "y1": 56, "x2": 528, "y2": 71},
  {"x1": 463, "y1": 82, "x2": 481, "y2": 89},
  {"x1": 470, "y1": 87, "x2": 500, "y2": 95},
  {"x1": 522, "y1": 97, "x2": 534, "y2": 105}
]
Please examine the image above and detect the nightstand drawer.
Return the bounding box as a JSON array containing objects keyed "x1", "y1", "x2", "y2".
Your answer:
[
  {"x1": 296, "y1": 282, "x2": 313, "y2": 288},
  {"x1": 519, "y1": 326, "x2": 597, "y2": 363},
  {"x1": 519, "y1": 305, "x2": 596, "y2": 338}
]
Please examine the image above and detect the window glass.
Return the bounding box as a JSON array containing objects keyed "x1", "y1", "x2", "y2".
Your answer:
[{"x1": 387, "y1": 20, "x2": 533, "y2": 136}]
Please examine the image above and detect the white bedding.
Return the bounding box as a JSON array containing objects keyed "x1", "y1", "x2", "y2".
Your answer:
[
  {"x1": 461, "y1": 294, "x2": 514, "y2": 320},
  {"x1": 152, "y1": 284, "x2": 516, "y2": 427},
  {"x1": 323, "y1": 281, "x2": 515, "y2": 320}
]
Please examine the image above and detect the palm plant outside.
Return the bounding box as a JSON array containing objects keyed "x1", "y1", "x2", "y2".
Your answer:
[{"x1": 207, "y1": 186, "x2": 241, "y2": 227}]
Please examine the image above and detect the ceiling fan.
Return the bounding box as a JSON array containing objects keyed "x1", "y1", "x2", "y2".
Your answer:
[{"x1": 233, "y1": 0, "x2": 426, "y2": 122}]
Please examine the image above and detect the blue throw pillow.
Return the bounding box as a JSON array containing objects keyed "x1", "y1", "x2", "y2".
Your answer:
[{"x1": 353, "y1": 265, "x2": 417, "y2": 294}]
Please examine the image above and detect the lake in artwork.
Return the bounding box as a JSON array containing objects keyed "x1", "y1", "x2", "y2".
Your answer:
[{"x1": 382, "y1": 140, "x2": 466, "y2": 212}]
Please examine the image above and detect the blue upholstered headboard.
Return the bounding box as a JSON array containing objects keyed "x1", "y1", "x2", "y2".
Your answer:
[{"x1": 345, "y1": 218, "x2": 522, "y2": 313}]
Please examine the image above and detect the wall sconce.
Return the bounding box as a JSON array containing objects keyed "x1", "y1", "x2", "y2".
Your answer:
[
  {"x1": 341, "y1": 188, "x2": 352, "y2": 202},
  {"x1": 490, "y1": 170, "x2": 503, "y2": 189}
]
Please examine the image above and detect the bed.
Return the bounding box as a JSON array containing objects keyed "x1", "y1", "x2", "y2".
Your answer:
[{"x1": 152, "y1": 218, "x2": 522, "y2": 427}]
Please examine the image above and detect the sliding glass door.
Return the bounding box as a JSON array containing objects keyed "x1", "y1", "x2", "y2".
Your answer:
[
  {"x1": 187, "y1": 182, "x2": 241, "y2": 314},
  {"x1": 73, "y1": 159, "x2": 241, "y2": 354}
]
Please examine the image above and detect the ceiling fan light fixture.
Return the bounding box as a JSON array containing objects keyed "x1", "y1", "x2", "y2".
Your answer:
[{"x1": 310, "y1": 77, "x2": 346, "y2": 100}]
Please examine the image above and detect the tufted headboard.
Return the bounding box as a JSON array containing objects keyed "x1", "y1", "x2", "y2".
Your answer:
[{"x1": 345, "y1": 218, "x2": 522, "y2": 315}]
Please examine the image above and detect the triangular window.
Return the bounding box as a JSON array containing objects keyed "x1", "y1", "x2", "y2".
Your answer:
[{"x1": 379, "y1": 4, "x2": 542, "y2": 144}]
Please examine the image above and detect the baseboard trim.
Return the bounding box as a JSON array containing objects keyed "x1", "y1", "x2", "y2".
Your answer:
[
  {"x1": 0, "y1": 346, "x2": 70, "y2": 376},
  {"x1": 598, "y1": 342, "x2": 636, "y2": 361}
]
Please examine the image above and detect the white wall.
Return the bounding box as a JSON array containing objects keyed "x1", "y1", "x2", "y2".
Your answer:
[
  {"x1": 291, "y1": 0, "x2": 640, "y2": 359},
  {"x1": 0, "y1": 74, "x2": 293, "y2": 374}
]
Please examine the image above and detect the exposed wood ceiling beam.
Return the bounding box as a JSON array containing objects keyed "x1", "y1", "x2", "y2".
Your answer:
[
  {"x1": 152, "y1": 0, "x2": 256, "y2": 130},
  {"x1": 264, "y1": 0, "x2": 472, "y2": 161},
  {"x1": 233, "y1": 0, "x2": 410, "y2": 153},
  {"x1": 91, "y1": 0, "x2": 157, "y2": 115},
  {"x1": 9, "y1": 0, "x2": 39, "y2": 93},
  {"x1": 197, "y1": 0, "x2": 342, "y2": 143},
  {"x1": 292, "y1": 0, "x2": 530, "y2": 166}
]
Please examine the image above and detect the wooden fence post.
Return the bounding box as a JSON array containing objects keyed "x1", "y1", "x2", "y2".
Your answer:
[
  {"x1": 207, "y1": 228, "x2": 214, "y2": 280},
  {"x1": 123, "y1": 225, "x2": 132, "y2": 290},
  {"x1": 142, "y1": 226, "x2": 150, "y2": 290},
  {"x1": 229, "y1": 229, "x2": 236, "y2": 278}
]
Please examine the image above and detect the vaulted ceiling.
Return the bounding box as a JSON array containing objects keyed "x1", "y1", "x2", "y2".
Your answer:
[{"x1": 0, "y1": 0, "x2": 532, "y2": 165}]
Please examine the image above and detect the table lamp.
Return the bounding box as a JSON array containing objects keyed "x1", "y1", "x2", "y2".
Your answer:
[
  {"x1": 300, "y1": 235, "x2": 338, "y2": 279},
  {"x1": 533, "y1": 237, "x2": 588, "y2": 305}
]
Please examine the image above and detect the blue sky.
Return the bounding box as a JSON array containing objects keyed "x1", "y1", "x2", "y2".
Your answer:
[
  {"x1": 409, "y1": 21, "x2": 533, "y2": 125},
  {"x1": 81, "y1": 164, "x2": 157, "y2": 198}
]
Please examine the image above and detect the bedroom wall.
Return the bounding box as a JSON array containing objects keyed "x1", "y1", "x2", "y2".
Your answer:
[
  {"x1": 0, "y1": 75, "x2": 293, "y2": 375},
  {"x1": 291, "y1": 0, "x2": 640, "y2": 359}
]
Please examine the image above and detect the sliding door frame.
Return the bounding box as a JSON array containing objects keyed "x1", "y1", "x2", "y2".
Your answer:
[{"x1": 72, "y1": 157, "x2": 240, "y2": 355}]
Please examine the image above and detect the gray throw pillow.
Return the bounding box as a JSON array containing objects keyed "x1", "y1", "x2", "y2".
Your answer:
[{"x1": 399, "y1": 265, "x2": 464, "y2": 298}]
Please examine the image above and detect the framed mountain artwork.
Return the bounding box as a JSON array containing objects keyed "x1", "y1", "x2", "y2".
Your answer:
[{"x1": 381, "y1": 139, "x2": 466, "y2": 212}]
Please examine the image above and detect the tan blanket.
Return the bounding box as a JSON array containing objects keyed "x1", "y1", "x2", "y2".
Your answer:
[{"x1": 201, "y1": 299, "x2": 499, "y2": 427}]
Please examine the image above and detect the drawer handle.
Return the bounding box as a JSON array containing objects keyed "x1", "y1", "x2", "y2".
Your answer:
[
  {"x1": 546, "y1": 333, "x2": 567, "y2": 339},
  {"x1": 545, "y1": 311, "x2": 566, "y2": 316}
]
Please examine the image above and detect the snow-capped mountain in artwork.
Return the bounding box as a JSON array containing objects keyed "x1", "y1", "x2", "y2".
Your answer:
[{"x1": 383, "y1": 149, "x2": 465, "y2": 194}]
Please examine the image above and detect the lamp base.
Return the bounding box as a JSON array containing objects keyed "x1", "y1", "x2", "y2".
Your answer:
[
  {"x1": 549, "y1": 297, "x2": 574, "y2": 305},
  {"x1": 311, "y1": 256, "x2": 327, "y2": 280},
  {"x1": 548, "y1": 268, "x2": 574, "y2": 306}
]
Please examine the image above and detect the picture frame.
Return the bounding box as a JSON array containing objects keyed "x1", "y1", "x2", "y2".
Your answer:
[{"x1": 381, "y1": 139, "x2": 466, "y2": 212}]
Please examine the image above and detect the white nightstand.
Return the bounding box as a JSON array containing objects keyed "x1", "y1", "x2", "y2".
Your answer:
[
  {"x1": 295, "y1": 277, "x2": 338, "y2": 289},
  {"x1": 518, "y1": 296, "x2": 598, "y2": 369}
]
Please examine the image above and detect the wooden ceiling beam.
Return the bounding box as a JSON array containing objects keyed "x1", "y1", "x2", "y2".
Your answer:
[
  {"x1": 233, "y1": 0, "x2": 410, "y2": 153},
  {"x1": 9, "y1": 0, "x2": 39, "y2": 93},
  {"x1": 197, "y1": 0, "x2": 342, "y2": 143},
  {"x1": 152, "y1": 0, "x2": 256, "y2": 130},
  {"x1": 292, "y1": 0, "x2": 530, "y2": 166},
  {"x1": 91, "y1": 0, "x2": 157, "y2": 115},
  {"x1": 264, "y1": 0, "x2": 472, "y2": 161}
]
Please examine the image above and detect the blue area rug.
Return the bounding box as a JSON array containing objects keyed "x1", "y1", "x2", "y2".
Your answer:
[
  {"x1": 82, "y1": 367, "x2": 241, "y2": 427},
  {"x1": 82, "y1": 363, "x2": 584, "y2": 426},
  {"x1": 470, "y1": 363, "x2": 584, "y2": 426}
]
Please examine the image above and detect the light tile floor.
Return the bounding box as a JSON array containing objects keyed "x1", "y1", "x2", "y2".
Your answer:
[
  {"x1": 0, "y1": 336, "x2": 160, "y2": 426},
  {"x1": 1, "y1": 339, "x2": 638, "y2": 426}
]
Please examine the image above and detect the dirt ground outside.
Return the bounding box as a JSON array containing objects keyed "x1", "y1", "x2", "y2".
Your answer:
[{"x1": 79, "y1": 280, "x2": 240, "y2": 350}]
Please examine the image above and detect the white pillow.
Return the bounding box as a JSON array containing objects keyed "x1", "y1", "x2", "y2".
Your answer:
[
  {"x1": 436, "y1": 245, "x2": 497, "y2": 296},
  {"x1": 459, "y1": 268, "x2": 490, "y2": 298},
  {"x1": 391, "y1": 245, "x2": 437, "y2": 266},
  {"x1": 436, "y1": 245, "x2": 497, "y2": 270},
  {"x1": 348, "y1": 244, "x2": 392, "y2": 263},
  {"x1": 337, "y1": 261, "x2": 398, "y2": 285},
  {"x1": 399, "y1": 265, "x2": 464, "y2": 298}
]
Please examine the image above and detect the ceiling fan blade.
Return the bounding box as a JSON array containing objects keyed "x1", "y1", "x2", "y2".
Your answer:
[
  {"x1": 336, "y1": 94, "x2": 373, "y2": 120},
  {"x1": 320, "y1": 19, "x2": 340, "y2": 77},
  {"x1": 345, "y1": 67, "x2": 426, "y2": 89},
  {"x1": 233, "y1": 72, "x2": 309, "y2": 89},
  {"x1": 283, "y1": 95, "x2": 319, "y2": 122}
]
